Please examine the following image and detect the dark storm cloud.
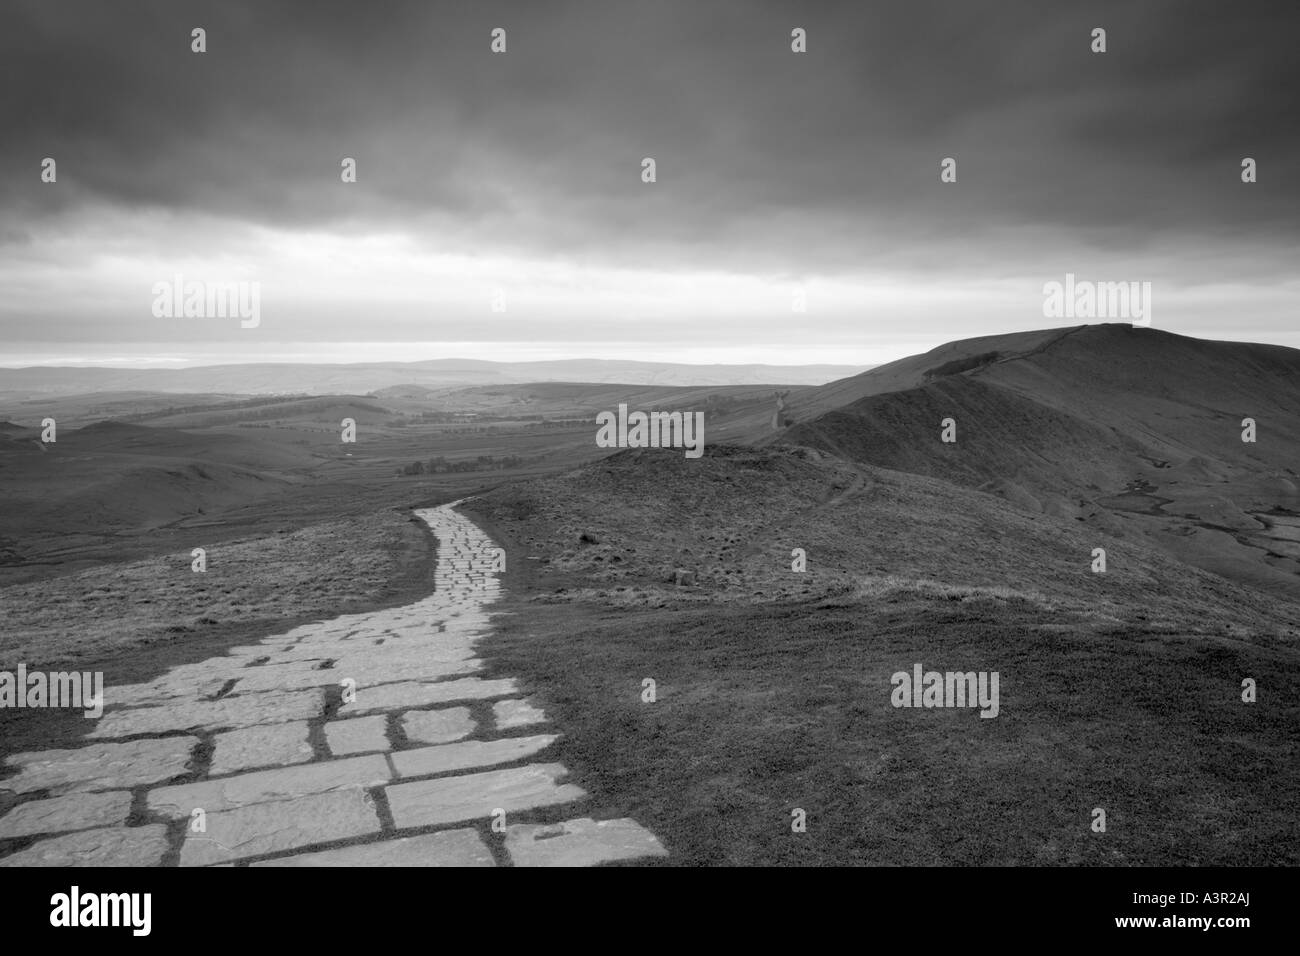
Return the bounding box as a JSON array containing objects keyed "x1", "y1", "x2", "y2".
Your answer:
[{"x1": 2, "y1": 0, "x2": 1297, "y2": 273}]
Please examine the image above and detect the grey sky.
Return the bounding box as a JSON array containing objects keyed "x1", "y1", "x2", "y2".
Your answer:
[{"x1": 2, "y1": 0, "x2": 1297, "y2": 367}]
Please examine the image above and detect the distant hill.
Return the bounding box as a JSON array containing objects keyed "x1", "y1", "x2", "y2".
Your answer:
[
  {"x1": 741, "y1": 326, "x2": 1074, "y2": 435},
  {"x1": 0, "y1": 418, "x2": 331, "y2": 581},
  {"x1": 0, "y1": 358, "x2": 870, "y2": 398},
  {"x1": 772, "y1": 324, "x2": 1300, "y2": 600}
]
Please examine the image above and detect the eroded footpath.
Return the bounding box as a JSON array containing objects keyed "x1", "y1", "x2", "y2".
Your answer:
[{"x1": 0, "y1": 502, "x2": 667, "y2": 867}]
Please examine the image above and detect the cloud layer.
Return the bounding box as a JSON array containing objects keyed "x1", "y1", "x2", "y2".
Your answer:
[{"x1": 2, "y1": 0, "x2": 1297, "y2": 365}]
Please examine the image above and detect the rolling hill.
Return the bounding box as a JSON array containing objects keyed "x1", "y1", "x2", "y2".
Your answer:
[
  {"x1": 0, "y1": 357, "x2": 868, "y2": 399},
  {"x1": 0, "y1": 420, "x2": 331, "y2": 583},
  {"x1": 452, "y1": 327, "x2": 1300, "y2": 864},
  {"x1": 771, "y1": 324, "x2": 1300, "y2": 600}
]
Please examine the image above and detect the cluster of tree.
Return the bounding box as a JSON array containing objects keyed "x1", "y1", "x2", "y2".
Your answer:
[{"x1": 396, "y1": 453, "x2": 536, "y2": 476}]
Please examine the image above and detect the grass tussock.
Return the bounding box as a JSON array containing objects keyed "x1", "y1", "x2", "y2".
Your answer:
[{"x1": 852, "y1": 574, "x2": 1062, "y2": 611}]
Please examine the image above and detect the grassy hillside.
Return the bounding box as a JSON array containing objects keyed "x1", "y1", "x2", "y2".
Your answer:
[
  {"x1": 781, "y1": 375, "x2": 1146, "y2": 514},
  {"x1": 463, "y1": 446, "x2": 1300, "y2": 865},
  {"x1": 777, "y1": 325, "x2": 1300, "y2": 601},
  {"x1": 0, "y1": 507, "x2": 434, "y2": 672},
  {"x1": 0, "y1": 403, "x2": 603, "y2": 585},
  {"x1": 466, "y1": 445, "x2": 1298, "y2": 636},
  {"x1": 755, "y1": 326, "x2": 1074, "y2": 436}
]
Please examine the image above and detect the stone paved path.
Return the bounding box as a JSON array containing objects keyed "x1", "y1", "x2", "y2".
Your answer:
[{"x1": 0, "y1": 503, "x2": 667, "y2": 867}]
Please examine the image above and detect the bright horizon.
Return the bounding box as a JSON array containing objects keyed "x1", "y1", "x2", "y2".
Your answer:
[{"x1": 2, "y1": 319, "x2": 1297, "y2": 372}]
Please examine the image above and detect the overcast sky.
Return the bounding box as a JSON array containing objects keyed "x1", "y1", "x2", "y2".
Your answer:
[{"x1": 2, "y1": 0, "x2": 1297, "y2": 368}]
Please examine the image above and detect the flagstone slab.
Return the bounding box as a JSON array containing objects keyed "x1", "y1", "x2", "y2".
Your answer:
[
  {"x1": 505, "y1": 817, "x2": 669, "y2": 867},
  {"x1": 89, "y1": 688, "x2": 324, "y2": 738},
  {"x1": 329, "y1": 646, "x2": 481, "y2": 671},
  {"x1": 0, "y1": 503, "x2": 664, "y2": 866},
  {"x1": 148, "y1": 753, "x2": 391, "y2": 817},
  {"x1": 225, "y1": 664, "x2": 351, "y2": 694},
  {"x1": 0, "y1": 825, "x2": 169, "y2": 867},
  {"x1": 250, "y1": 828, "x2": 494, "y2": 867},
  {"x1": 337, "y1": 677, "x2": 517, "y2": 716},
  {"x1": 386, "y1": 762, "x2": 585, "y2": 829},
  {"x1": 288, "y1": 631, "x2": 359, "y2": 645},
  {"x1": 106, "y1": 679, "x2": 228, "y2": 707},
  {"x1": 135, "y1": 661, "x2": 244, "y2": 692},
  {"x1": 252, "y1": 645, "x2": 353, "y2": 663},
  {"x1": 325, "y1": 657, "x2": 483, "y2": 691},
  {"x1": 1, "y1": 737, "x2": 198, "y2": 795},
  {"x1": 156, "y1": 660, "x2": 237, "y2": 681},
  {"x1": 237, "y1": 657, "x2": 335, "y2": 677},
  {"x1": 180, "y1": 789, "x2": 382, "y2": 866},
  {"x1": 324, "y1": 716, "x2": 389, "y2": 756},
  {"x1": 392, "y1": 735, "x2": 558, "y2": 778},
  {"x1": 210, "y1": 721, "x2": 313, "y2": 775},
  {"x1": 0, "y1": 790, "x2": 132, "y2": 839},
  {"x1": 493, "y1": 698, "x2": 549, "y2": 730},
  {"x1": 400, "y1": 707, "x2": 475, "y2": 745},
  {"x1": 339, "y1": 647, "x2": 482, "y2": 667}
]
